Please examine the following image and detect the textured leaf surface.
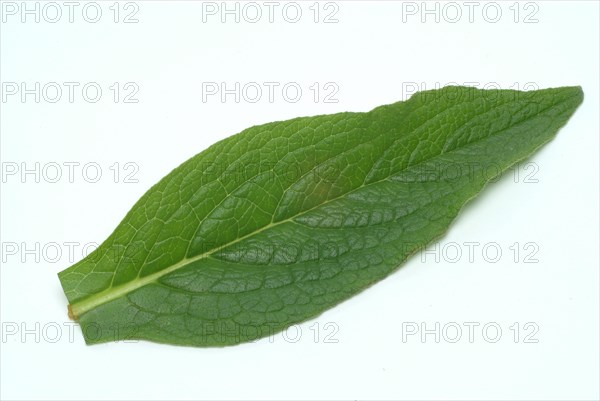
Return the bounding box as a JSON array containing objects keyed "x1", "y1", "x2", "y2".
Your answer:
[{"x1": 58, "y1": 86, "x2": 583, "y2": 346}]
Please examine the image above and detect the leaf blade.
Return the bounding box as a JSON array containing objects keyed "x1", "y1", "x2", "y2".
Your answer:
[{"x1": 58, "y1": 86, "x2": 583, "y2": 346}]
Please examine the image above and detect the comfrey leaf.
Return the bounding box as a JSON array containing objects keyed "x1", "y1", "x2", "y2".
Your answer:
[{"x1": 58, "y1": 86, "x2": 583, "y2": 346}]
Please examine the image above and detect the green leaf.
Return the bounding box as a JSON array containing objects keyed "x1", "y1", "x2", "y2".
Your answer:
[{"x1": 58, "y1": 86, "x2": 583, "y2": 347}]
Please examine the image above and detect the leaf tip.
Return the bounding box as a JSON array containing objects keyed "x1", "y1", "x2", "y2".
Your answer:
[{"x1": 558, "y1": 85, "x2": 584, "y2": 106}]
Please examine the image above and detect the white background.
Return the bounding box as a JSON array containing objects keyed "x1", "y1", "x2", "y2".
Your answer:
[{"x1": 1, "y1": 1, "x2": 599, "y2": 400}]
